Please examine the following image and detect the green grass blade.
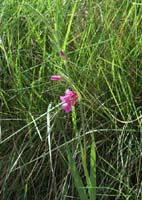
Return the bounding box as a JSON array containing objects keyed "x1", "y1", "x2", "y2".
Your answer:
[{"x1": 66, "y1": 147, "x2": 88, "y2": 200}]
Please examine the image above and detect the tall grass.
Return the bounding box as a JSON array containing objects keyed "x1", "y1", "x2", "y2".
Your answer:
[{"x1": 1, "y1": 0, "x2": 142, "y2": 199}]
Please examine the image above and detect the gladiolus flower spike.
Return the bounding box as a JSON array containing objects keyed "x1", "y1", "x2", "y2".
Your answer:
[
  {"x1": 50, "y1": 75, "x2": 62, "y2": 81},
  {"x1": 60, "y1": 89, "x2": 78, "y2": 113}
]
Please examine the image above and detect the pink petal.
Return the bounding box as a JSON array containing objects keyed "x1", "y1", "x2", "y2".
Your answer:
[
  {"x1": 50, "y1": 75, "x2": 62, "y2": 81},
  {"x1": 61, "y1": 103, "x2": 72, "y2": 113},
  {"x1": 60, "y1": 95, "x2": 70, "y2": 103},
  {"x1": 65, "y1": 89, "x2": 73, "y2": 95}
]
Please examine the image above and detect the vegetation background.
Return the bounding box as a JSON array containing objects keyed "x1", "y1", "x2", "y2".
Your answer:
[{"x1": 1, "y1": 0, "x2": 142, "y2": 199}]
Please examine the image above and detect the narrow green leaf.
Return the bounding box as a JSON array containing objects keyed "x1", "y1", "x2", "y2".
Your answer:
[
  {"x1": 66, "y1": 147, "x2": 88, "y2": 200},
  {"x1": 90, "y1": 134, "x2": 96, "y2": 200}
]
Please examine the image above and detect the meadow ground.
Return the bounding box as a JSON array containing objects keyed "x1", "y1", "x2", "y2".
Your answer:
[{"x1": 1, "y1": 0, "x2": 142, "y2": 199}]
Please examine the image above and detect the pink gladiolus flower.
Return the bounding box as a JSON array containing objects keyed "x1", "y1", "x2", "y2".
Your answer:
[
  {"x1": 60, "y1": 89, "x2": 78, "y2": 113},
  {"x1": 50, "y1": 75, "x2": 62, "y2": 81}
]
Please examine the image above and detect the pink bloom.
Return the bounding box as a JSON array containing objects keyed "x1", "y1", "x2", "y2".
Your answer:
[
  {"x1": 60, "y1": 89, "x2": 78, "y2": 113},
  {"x1": 50, "y1": 75, "x2": 62, "y2": 81},
  {"x1": 60, "y1": 50, "x2": 65, "y2": 57}
]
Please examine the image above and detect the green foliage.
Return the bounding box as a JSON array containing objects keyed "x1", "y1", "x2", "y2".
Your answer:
[{"x1": 1, "y1": 0, "x2": 142, "y2": 199}]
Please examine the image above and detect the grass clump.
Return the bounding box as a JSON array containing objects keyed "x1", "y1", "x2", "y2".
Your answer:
[{"x1": 1, "y1": 0, "x2": 142, "y2": 199}]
